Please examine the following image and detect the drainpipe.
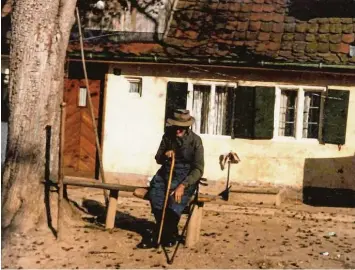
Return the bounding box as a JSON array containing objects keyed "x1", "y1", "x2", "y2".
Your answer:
[{"x1": 67, "y1": 52, "x2": 355, "y2": 71}]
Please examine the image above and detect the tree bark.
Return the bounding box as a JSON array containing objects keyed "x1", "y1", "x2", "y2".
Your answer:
[{"x1": 1, "y1": 0, "x2": 77, "y2": 237}]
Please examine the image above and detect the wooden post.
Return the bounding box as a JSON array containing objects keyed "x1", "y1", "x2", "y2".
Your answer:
[
  {"x1": 185, "y1": 202, "x2": 204, "y2": 247},
  {"x1": 105, "y1": 190, "x2": 119, "y2": 229},
  {"x1": 57, "y1": 102, "x2": 66, "y2": 240}
]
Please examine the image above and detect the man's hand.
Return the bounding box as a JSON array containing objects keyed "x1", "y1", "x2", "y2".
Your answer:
[
  {"x1": 171, "y1": 184, "x2": 185, "y2": 203},
  {"x1": 165, "y1": 150, "x2": 174, "y2": 158}
]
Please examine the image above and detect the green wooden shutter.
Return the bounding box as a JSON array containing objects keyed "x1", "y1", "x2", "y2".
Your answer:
[
  {"x1": 164, "y1": 82, "x2": 188, "y2": 129},
  {"x1": 323, "y1": 89, "x2": 350, "y2": 145},
  {"x1": 254, "y1": 86, "x2": 275, "y2": 139},
  {"x1": 232, "y1": 86, "x2": 255, "y2": 139}
]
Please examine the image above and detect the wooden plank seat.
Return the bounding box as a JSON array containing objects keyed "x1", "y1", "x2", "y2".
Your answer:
[{"x1": 133, "y1": 178, "x2": 215, "y2": 247}]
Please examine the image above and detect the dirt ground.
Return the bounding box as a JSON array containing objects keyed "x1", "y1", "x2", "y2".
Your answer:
[{"x1": 2, "y1": 187, "x2": 355, "y2": 269}]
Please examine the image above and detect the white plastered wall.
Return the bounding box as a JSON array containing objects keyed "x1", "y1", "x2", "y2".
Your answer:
[{"x1": 101, "y1": 64, "x2": 355, "y2": 189}]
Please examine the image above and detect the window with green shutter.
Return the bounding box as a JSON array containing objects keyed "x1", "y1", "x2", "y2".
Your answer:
[
  {"x1": 232, "y1": 86, "x2": 255, "y2": 139},
  {"x1": 322, "y1": 89, "x2": 350, "y2": 145},
  {"x1": 165, "y1": 82, "x2": 188, "y2": 130},
  {"x1": 254, "y1": 86, "x2": 275, "y2": 139},
  {"x1": 232, "y1": 86, "x2": 275, "y2": 139},
  {"x1": 163, "y1": 82, "x2": 350, "y2": 145}
]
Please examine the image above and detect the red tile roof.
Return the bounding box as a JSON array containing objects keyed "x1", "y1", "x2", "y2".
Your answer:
[{"x1": 67, "y1": 0, "x2": 355, "y2": 66}]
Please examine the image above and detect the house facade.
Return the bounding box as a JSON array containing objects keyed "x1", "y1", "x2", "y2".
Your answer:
[{"x1": 2, "y1": 0, "x2": 355, "y2": 201}]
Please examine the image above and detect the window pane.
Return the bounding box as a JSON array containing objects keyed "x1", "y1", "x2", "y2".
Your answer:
[
  {"x1": 78, "y1": 87, "x2": 87, "y2": 107},
  {"x1": 192, "y1": 85, "x2": 210, "y2": 134},
  {"x1": 215, "y1": 86, "x2": 233, "y2": 135},
  {"x1": 303, "y1": 91, "x2": 321, "y2": 139},
  {"x1": 129, "y1": 82, "x2": 140, "y2": 93},
  {"x1": 279, "y1": 90, "x2": 297, "y2": 137}
]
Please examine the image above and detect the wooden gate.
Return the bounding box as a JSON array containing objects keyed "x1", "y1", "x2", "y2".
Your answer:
[{"x1": 63, "y1": 79, "x2": 101, "y2": 178}]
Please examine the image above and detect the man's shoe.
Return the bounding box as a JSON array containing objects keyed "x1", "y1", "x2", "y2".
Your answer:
[
  {"x1": 161, "y1": 235, "x2": 178, "y2": 248},
  {"x1": 136, "y1": 237, "x2": 157, "y2": 249}
]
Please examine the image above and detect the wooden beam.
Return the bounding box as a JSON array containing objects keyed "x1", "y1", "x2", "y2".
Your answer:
[
  {"x1": 230, "y1": 187, "x2": 280, "y2": 195},
  {"x1": 61, "y1": 176, "x2": 144, "y2": 192}
]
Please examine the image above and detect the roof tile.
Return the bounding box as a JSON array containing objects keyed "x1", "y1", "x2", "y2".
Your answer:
[
  {"x1": 250, "y1": 12, "x2": 262, "y2": 21},
  {"x1": 318, "y1": 43, "x2": 330, "y2": 53},
  {"x1": 307, "y1": 24, "x2": 319, "y2": 33},
  {"x1": 262, "y1": 4, "x2": 275, "y2": 13},
  {"x1": 282, "y1": 33, "x2": 294, "y2": 41},
  {"x1": 319, "y1": 24, "x2": 330, "y2": 33},
  {"x1": 249, "y1": 21, "x2": 261, "y2": 31},
  {"x1": 329, "y1": 24, "x2": 343, "y2": 34},
  {"x1": 251, "y1": 4, "x2": 263, "y2": 12},
  {"x1": 284, "y1": 23, "x2": 296, "y2": 33},
  {"x1": 241, "y1": 3, "x2": 253, "y2": 12},
  {"x1": 272, "y1": 22, "x2": 284, "y2": 33},
  {"x1": 246, "y1": 31, "x2": 259, "y2": 40},
  {"x1": 318, "y1": 34, "x2": 329, "y2": 43},
  {"x1": 342, "y1": 24, "x2": 353, "y2": 33},
  {"x1": 293, "y1": 42, "x2": 307, "y2": 53},
  {"x1": 261, "y1": 13, "x2": 274, "y2": 22},
  {"x1": 229, "y1": 3, "x2": 241, "y2": 12},
  {"x1": 270, "y1": 33, "x2": 282, "y2": 42},
  {"x1": 271, "y1": 13, "x2": 284, "y2": 23},
  {"x1": 281, "y1": 41, "x2": 293, "y2": 51},
  {"x1": 294, "y1": 33, "x2": 306, "y2": 41},
  {"x1": 284, "y1": 16, "x2": 295, "y2": 23},
  {"x1": 256, "y1": 42, "x2": 267, "y2": 52},
  {"x1": 278, "y1": 50, "x2": 294, "y2": 59},
  {"x1": 329, "y1": 34, "x2": 342, "y2": 44},
  {"x1": 258, "y1": 32, "x2": 270, "y2": 41},
  {"x1": 342, "y1": 33, "x2": 355, "y2": 43},
  {"x1": 237, "y1": 13, "x2": 250, "y2": 21},
  {"x1": 318, "y1": 18, "x2": 329, "y2": 24},
  {"x1": 329, "y1": 18, "x2": 342, "y2": 24},
  {"x1": 261, "y1": 22, "x2": 273, "y2": 32},
  {"x1": 267, "y1": 41, "x2": 280, "y2": 51},
  {"x1": 305, "y1": 34, "x2": 316, "y2": 42},
  {"x1": 235, "y1": 32, "x2": 247, "y2": 40},
  {"x1": 237, "y1": 21, "x2": 249, "y2": 32},
  {"x1": 295, "y1": 23, "x2": 308, "y2": 33},
  {"x1": 338, "y1": 43, "x2": 350, "y2": 54},
  {"x1": 305, "y1": 43, "x2": 318, "y2": 53},
  {"x1": 341, "y1": 18, "x2": 353, "y2": 24}
]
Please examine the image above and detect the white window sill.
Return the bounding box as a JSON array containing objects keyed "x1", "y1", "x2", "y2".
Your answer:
[
  {"x1": 272, "y1": 136, "x2": 321, "y2": 144},
  {"x1": 197, "y1": 133, "x2": 232, "y2": 140}
]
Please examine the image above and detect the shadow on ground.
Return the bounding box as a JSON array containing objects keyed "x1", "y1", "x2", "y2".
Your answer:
[{"x1": 81, "y1": 199, "x2": 155, "y2": 237}]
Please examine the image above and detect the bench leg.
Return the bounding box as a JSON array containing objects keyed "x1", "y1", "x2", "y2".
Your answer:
[
  {"x1": 185, "y1": 202, "x2": 203, "y2": 247},
  {"x1": 105, "y1": 190, "x2": 118, "y2": 229}
]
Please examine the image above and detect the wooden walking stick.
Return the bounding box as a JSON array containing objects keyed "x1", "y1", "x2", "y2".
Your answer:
[{"x1": 157, "y1": 152, "x2": 175, "y2": 247}]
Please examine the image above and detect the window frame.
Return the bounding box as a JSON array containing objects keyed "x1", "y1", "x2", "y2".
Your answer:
[
  {"x1": 274, "y1": 85, "x2": 326, "y2": 142},
  {"x1": 78, "y1": 87, "x2": 88, "y2": 107},
  {"x1": 126, "y1": 77, "x2": 143, "y2": 97},
  {"x1": 186, "y1": 80, "x2": 237, "y2": 138}
]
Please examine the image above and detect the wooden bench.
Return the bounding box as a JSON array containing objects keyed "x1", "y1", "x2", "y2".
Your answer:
[
  {"x1": 53, "y1": 176, "x2": 215, "y2": 246},
  {"x1": 133, "y1": 178, "x2": 215, "y2": 247}
]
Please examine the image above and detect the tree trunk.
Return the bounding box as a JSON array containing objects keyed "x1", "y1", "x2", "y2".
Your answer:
[{"x1": 1, "y1": 0, "x2": 77, "y2": 237}]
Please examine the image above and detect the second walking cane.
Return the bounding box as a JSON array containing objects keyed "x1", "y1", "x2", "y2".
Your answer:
[{"x1": 157, "y1": 151, "x2": 176, "y2": 248}]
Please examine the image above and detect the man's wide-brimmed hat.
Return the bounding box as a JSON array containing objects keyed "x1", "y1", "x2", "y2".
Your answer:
[{"x1": 166, "y1": 109, "x2": 195, "y2": 127}]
